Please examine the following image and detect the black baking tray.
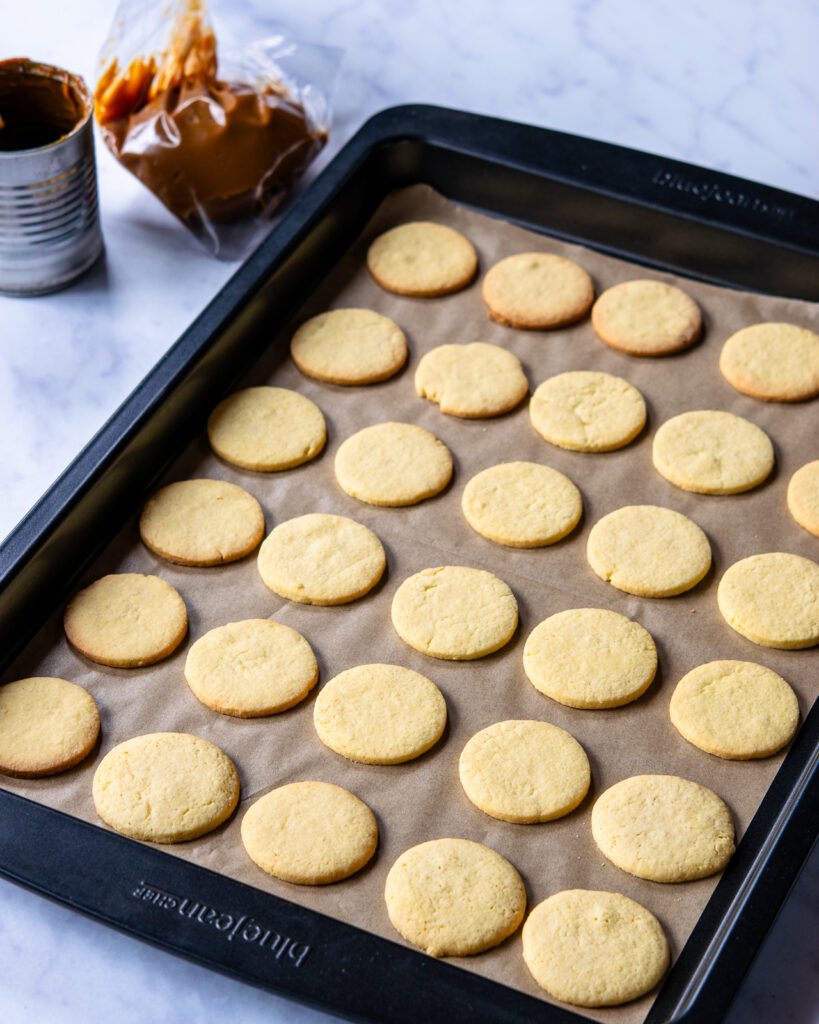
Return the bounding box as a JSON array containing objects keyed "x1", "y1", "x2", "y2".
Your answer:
[{"x1": 0, "y1": 106, "x2": 817, "y2": 1024}]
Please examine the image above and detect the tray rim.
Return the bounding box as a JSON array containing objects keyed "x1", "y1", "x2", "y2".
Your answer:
[{"x1": 1, "y1": 103, "x2": 818, "y2": 1024}]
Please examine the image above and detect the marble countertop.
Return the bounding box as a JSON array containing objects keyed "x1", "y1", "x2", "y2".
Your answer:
[{"x1": 2, "y1": 1, "x2": 817, "y2": 1022}]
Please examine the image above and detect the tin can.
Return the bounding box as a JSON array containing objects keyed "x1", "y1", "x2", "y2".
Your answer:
[{"x1": 0, "y1": 59, "x2": 104, "y2": 295}]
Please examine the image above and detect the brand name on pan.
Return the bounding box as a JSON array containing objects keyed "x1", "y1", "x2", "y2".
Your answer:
[
  {"x1": 651, "y1": 168, "x2": 795, "y2": 220},
  {"x1": 131, "y1": 880, "x2": 311, "y2": 967}
]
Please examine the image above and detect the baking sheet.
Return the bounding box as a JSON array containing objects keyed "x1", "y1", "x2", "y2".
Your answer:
[{"x1": 4, "y1": 184, "x2": 818, "y2": 1023}]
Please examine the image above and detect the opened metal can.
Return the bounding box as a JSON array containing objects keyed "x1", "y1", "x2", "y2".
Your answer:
[{"x1": 0, "y1": 59, "x2": 103, "y2": 295}]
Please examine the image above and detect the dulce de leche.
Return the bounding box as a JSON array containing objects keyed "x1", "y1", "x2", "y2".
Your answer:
[{"x1": 94, "y1": 6, "x2": 326, "y2": 236}]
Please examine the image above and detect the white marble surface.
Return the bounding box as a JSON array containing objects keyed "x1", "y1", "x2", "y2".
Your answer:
[{"x1": 1, "y1": 1, "x2": 818, "y2": 1022}]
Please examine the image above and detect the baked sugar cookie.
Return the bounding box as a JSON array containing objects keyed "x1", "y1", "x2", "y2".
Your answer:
[
  {"x1": 461, "y1": 461, "x2": 582, "y2": 547},
  {"x1": 415, "y1": 342, "x2": 528, "y2": 418},
  {"x1": 367, "y1": 222, "x2": 477, "y2": 297},
  {"x1": 139, "y1": 478, "x2": 265, "y2": 566},
  {"x1": 523, "y1": 890, "x2": 669, "y2": 1007},
  {"x1": 787, "y1": 460, "x2": 819, "y2": 537},
  {"x1": 587, "y1": 505, "x2": 711, "y2": 597},
  {"x1": 717, "y1": 552, "x2": 819, "y2": 649},
  {"x1": 652, "y1": 410, "x2": 774, "y2": 494},
  {"x1": 529, "y1": 371, "x2": 646, "y2": 452},
  {"x1": 0, "y1": 677, "x2": 100, "y2": 778},
  {"x1": 64, "y1": 573, "x2": 187, "y2": 668},
  {"x1": 93, "y1": 732, "x2": 239, "y2": 843},
  {"x1": 384, "y1": 838, "x2": 526, "y2": 956},
  {"x1": 720, "y1": 323, "x2": 819, "y2": 402},
  {"x1": 241, "y1": 781, "x2": 377, "y2": 884},
  {"x1": 257, "y1": 513, "x2": 386, "y2": 606},
  {"x1": 335, "y1": 422, "x2": 453, "y2": 507},
  {"x1": 523, "y1": 608, "x2": 657, "y2": 709},
  {"x1": 391, "y1": 565, "x2": 518, "y2": 660},
  {"x1": 185, "y1": 619, "x2": 318, "y2": 717},
  {"x1": 482, "y1": 252, "x2": 594, "y2": 329},
  {"x1": 670, "y1": 660, "x2": 798, "y2": 759},
  {"x1": 290, "y1": 308, "x2": 408, "y2": 385},
  {"x1": 207, "y1": 386, "x2": 326, "y2": 471},
  {"x1": 314, "y1": 663, "x2": 446, "y2": 764},
  {"x1": 459, "y1": 720, "x2": 590, "y2": 823},
  {"x1": 591, "y1": 775, "x2": 735, "y2": 882},
  {"x1": 592, "y1": 279, "x2": 702, "y2": 356}
]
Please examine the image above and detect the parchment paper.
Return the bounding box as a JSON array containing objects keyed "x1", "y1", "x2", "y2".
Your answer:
[{"x1": 4, "y1": 185, "x2": 818, "y2": 1023}]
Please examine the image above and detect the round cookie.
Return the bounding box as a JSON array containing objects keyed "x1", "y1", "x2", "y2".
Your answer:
[
  {"x1": 415, "y1": 342, "x2": 528, "y2": 418},
  {"x1": 719, "y1": 322, "x2": 819, "y2": 402},
  {"x1": 787, "y1": 460, "x2": 819, "y2": 537},
  {"x1": 207, "y1": 386, "x2": 326, "y2": 471},
  {"x1": 592, "y1": 279, "x2": 702, "y2": 356},
  {"x1": 0, "y1": 677, "x2": 100, "y2": 778},
  {"x1": 587, "y1": 505, "x2": 711, "y2": 597},
  {"x1": 530, "y1": 371, "x2": 646, "y2": 452},
  {"x1": 591, "y1": 774, "x2": 735, "y2": 882},
  {"x1": 314, "y1": 663, "x2": 447, "y2": 764},
  {"x1": 290, "y1": 308, "x2": 408, "y2": 385},
  {"x1": 482, "y1": 252, "x2": 594, "y2": 329},
  {"x1": 523, "y1": 608, "x2": 657, "y2": 709},
  {"x1": 64, "y1": 573, "x2": 188, "y2": 668},
  {"x1": 185, "y1": 619, "x2": 318, "y2": 717},
  {"x1": 92, "y1": 732, "x2": 240, "y2": 843},
  {"x1": 652, "y1": 410, "x2": 774, "y2": 495},
  {"x1": 139, "y1": 478, "x2": 265, "y2": 566},
  {"x1": 391, "y1": 565, "x2": 518, "y2": 660},
  {"x1": 459, "y1": 720, "x2": 590, "y2": 823},
  {"x1": 522, "y1": 889, "x2": 670, "y2": 1007},
  {"x1": 717, "y1": 552, "x2": 819, "y2": 649},
  {"x1": 257, "y1": 513, "x2": 386, "y2": 606},
  {"x1": 366, "y1": 221, "x2": 478, "y2": 297},
  {"x1": 335, "y1": 422, "x2": 453, "y2": 507},
  {"x1": 670, "y1": 660, "x2": 799, "y2": 759},
  {"x1": 241, "y1": 781, "x2": 377, "y2": 885},
  {"x1": 384, "y1": 838, "x2": 526, "y2": 956},
  {"x1": 461, "y1": 461, "x2": 582, "y2": 548}
]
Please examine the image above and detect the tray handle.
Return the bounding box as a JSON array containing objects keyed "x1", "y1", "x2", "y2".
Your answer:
[{"x1": 360, "y1": 105, "x2": 819, "y2": 252}]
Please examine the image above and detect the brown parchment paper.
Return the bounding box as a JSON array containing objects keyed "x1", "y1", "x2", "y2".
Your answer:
[{"x1": 4, "y1": 185, "x2": 818, "y2": 1023}]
